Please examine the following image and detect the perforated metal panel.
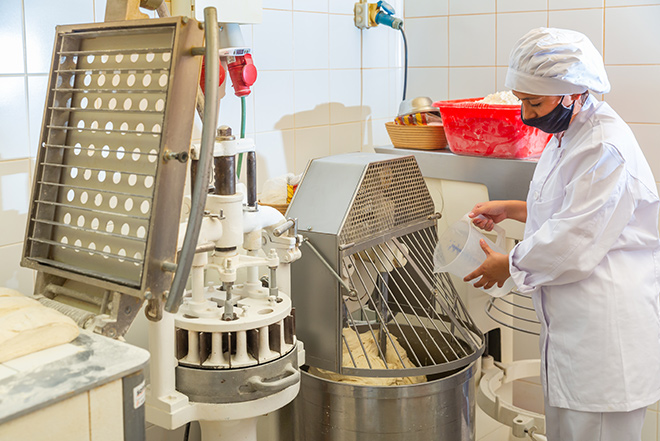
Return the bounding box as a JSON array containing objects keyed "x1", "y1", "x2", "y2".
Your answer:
[
  {"x1": 339, "y1": 156, "x2": 435, "y2": 245},
  {"x1": 22, "y1": 18, "x2": 203, "y2": 300}
]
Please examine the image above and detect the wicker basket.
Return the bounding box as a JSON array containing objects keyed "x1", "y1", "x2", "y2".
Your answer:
[{"x1": 385, "y1": 122, "x2": 448, "y2": 150}]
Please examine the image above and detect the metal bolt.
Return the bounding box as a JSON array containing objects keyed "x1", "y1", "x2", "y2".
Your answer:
[
  {"x1": 163, "y1": 150, "x2": 189, "y2": 163},
  {"x1": 124, "y1": 306, "x2": 132, "y2": 315},
  {"x1": 144, "y1": 291, "x2": 153, "y2": 300},
  {"x1": 216, "y1": 125, "x2": 235, "y2": 141},
  {"x1": 198, "y1": 22, "x2": 204, "y2": 30},
  {"x1": 181, "y1": 16, "x2": 189, "y2": 24}
]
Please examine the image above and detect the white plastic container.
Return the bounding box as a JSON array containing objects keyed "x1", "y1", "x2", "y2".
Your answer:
[{"x1": 434, "y1": 215, "x2": 515, "y2": 297}]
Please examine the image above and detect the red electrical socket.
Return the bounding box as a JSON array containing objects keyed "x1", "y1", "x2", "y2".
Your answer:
[
  {"x1": 227, "y1": 54, "x2": 257, "y2": 97},
  {"x1": 199, "y1": 56, "x2": 226, "y2": 94}
]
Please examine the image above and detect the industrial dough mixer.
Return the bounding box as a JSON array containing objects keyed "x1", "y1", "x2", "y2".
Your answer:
[{"x1": 287, "y1": 152, "x2": 485, "y2": 440}]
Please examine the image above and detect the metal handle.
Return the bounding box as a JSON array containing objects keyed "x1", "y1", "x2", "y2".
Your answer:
[
  {"x1": 166, "y1": 7, "x2": 220, "y2": 314},
  {"x1": 246, "y1": 364, "x2": 300, "y2": 393},
  {"x1": 302, "y1": 237, "x2": 358, "y2": 298}
]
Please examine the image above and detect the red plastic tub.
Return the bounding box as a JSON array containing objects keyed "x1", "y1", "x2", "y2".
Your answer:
[{"x1": 433, "y1": 98, "x2": 552, "y2": 159}]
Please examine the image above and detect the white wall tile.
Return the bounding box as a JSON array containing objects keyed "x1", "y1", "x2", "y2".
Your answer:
[
  {"x1": 496, "y1": 66, "x2": 509, "y2": 90},
  {"x1": 497, "y1": 0, "x2": 547, "y2": 12},
  {"x1": 252, "y1": 9, "x2": 293, "y2": 70},
  {"x1": 362, "y1": 69, "x2": 393, "y2": 120},
  {"x1": 329, "y1": 14, "x2": 361, "y2": 69},
  {"x1": 263, "y1": 0, "x2": 292, "y2": 9},
  {"x1": 608, "y1": 0, "x2": 660, "y2": 5},
  {"x1": 329, "y1": 69, "x2": 362, "y2": 124},
  {"x1": 449, "y1": 14, "x2": 496, "y2": 66},
  {"x1": 642, "y1": 409, "x2": 659, "y2": 441},
  {"x1": 405, "y1": 0, "x2": 449, "y2": 17},
  {"x1": 549, "y1": 8, "x2": 603, "y2": 54},
  {"x1": 294, "y1": 126, "x2": 330, "y2": 173},
  {"x1": 404, "y1": 17, "x2": 448, "y2": 67},
  {"x1": 406, "y1": 67, "x2": 448, "y2": 102},
  {"x1": 0, "y1": 160, "x2": 30, "y2": 249},
  {"x1": 629, "y1": 124, "x2": 660, "y2": 181},
  {"x1": 330, "y1": 122, "x2": 362, "y2": 155},
  {"x1": 255, "y1": 130, "x2": 295, "y2": 188},
  {"x1": 549, "y1": 0, "x2": 603, "y2": 8},
  {"x1": 24, "y1": 0, "x2": 94, "y2": 74},
  {"x1": 606, "y1": 66, "x2": 660, "y2": 124},
  {"x1": 94, "y1": 0, "x2": 107, "y2": 22},
  {"x1": 362, "y1": 24, "x2": 395, "y2": 69},
  {"x1": 293, "y1": 70, "x2": 330, "y2": 127},
  {"x1": 449, "y1": 0, "x2": 495, "y2": 15},
  {"x1": 0, "y1": 1, "x2": 25, "y2": 74},
  {"x1": 448, "y1": 67, "x2": 497, "y2": 99},
  {"x1": 253, "y1": 70, "x2": 294, "y2": 132},
  {"x1": 293, "y1": 0, "x2": 328, "y2": 12},
  {"x1": 497, "y1": 12, "x2": 548, "y2": 65},
  {"x1": 605, "y1": 5, "x2": 660, "y2": 65},
  {"x1": 0, "y1": 243, "x2": 35, "y2": 294},
  {"x1": 362, "y1": 117, "x2": 392, "y2": 149},
  {"x1": 0, "y1": 77, "x2": 30, "y2": 160},
  {"x1": 293, "y1": 11, "x2": 329, "y2": 69},
  {"x1": 329, "y1": 0, "x2": 356, "y2": 14},
  {"x1": 27, "y1": 75, "x2": 49, "y2": 157}
]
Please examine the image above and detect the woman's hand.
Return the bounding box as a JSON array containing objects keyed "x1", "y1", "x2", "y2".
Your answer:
[
  {"x1": 469, "y1": 200, "x2": 527, "y2": 231},
  {"x1": 463, "y1": 240, "x2": 511, "y2": 290}
]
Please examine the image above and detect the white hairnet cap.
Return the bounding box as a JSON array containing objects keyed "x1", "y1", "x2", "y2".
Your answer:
[{"x1": 505, "y1": 27, "x2": 610, "y2": 95}]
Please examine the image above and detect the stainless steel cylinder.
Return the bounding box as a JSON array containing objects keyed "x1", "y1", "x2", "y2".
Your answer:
[
  {"x1": 246, "y1": 151, "x2": 257, "y2": 208},
  {"x1": 214, "y1": 156, "x2": 236, "y2": 195},
  {"x1": 296, "y1": 360, "x2": 477, "y2": 441}
]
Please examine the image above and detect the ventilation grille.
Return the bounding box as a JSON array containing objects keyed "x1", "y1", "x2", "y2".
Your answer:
[{"x1": 339, "y1": 156, "x2": 435, "y2": 245}]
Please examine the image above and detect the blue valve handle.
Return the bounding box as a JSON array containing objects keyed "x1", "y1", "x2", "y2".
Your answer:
[
  {"x1": 375, "y1": 11, "x2": 402, "y2": 29},
  {"x1": 377, "y1": 1, "x2": 395, "y2": 15}
]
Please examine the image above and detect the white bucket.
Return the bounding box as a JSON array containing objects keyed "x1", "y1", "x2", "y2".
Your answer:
[{"x1": 434, "y1": 214, "x2": 515, "y2": 297}]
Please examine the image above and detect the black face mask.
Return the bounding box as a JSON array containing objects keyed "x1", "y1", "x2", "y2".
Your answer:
[{"x1": 521, "y1": 98, "x2": 574, "y2": 134}]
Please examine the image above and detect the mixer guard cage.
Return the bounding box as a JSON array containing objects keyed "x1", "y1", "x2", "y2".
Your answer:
[
  {"x1": 21, "y1": 18, "x2": 203, "y2": 300},
  {"x1": 289, "y1": 153, "x2": 484, "y2": 378}
]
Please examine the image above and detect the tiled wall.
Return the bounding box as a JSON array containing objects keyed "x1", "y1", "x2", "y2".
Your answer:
[
  {"x1": 0, "y1": 0, "x2": 404, "y2": 296},
  {"x1": 401, "y1": 1, "x2": 660, "y2": 440}
]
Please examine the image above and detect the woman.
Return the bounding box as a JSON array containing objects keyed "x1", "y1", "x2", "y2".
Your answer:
[{"x1": 465, "y1": 28, "x2": 660, "y2": 441}]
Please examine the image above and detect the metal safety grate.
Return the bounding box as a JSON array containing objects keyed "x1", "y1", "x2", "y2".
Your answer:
[
  {"x1": 23, "y1": 19, "x2": 202, "y2": 298},
  {"x1": 339, "y1": 156, "x2": 435, "y2": 246}
]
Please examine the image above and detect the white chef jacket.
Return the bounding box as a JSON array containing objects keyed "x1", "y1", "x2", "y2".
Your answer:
[{"x1": 509, "y1": 95, "x2": 660, "y2": 412}]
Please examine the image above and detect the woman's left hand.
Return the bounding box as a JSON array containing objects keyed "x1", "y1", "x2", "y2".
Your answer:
[{"x1": 463, "y1": 240, "x2": 511, "y2": 290}]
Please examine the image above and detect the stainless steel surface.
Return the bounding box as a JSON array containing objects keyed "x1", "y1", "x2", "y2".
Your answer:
[
  {"x1": 297, "y1": 360, "x2": 478, "y2": 441},
  {"x1": 0, "y1": 332, "x2": 149, "y2": 425},
  {"x1": 21, "y1": 17, "x2": 203, "y2": 335},
  {"x1": 374, "y1": 147, "x2": 537, "y2": 202},
  {"x1": 166, "y1": 7, "x2": 219, "y2": 314},
  {"x1": 289, "y1": 153, "x2": 484, "y2": 378},
  {"x1": 175, "y1": 343, "x2": 300, "y2": 404}
]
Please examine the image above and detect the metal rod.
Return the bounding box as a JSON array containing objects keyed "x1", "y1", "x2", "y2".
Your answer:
[
  {"x1": 59, "y1": 48, "x2": 172, "y2": 55},
  {"x1": 268, "y1": 266, "x2": 279, "y2": 299},
  {"x1": 55, "y1": 67, "x2": 169, "y2": 74},
  {"x1": 37, "y1": 181, "x2": 154, "y2": 201},
  {"x1": 358, "y1": 249, "x2": 420, "y2": 368},
  {"x1": 40, "y1": 162, "x2": 154, "y2": 178},
  {"x1": 485, "y1": 299, "x2": 540, "y2": 336},
  {"x1": 49, "y1": 106, "x2": 163, "y2": 114},
  {"x1": 46, "y1": 125, "x2": 161, "y2": 135},
  {"x1": 33, "y1": 199, "x2": 149, "y2": 221},
  {"x1": 43, "y1": 143, "x2": 161, "y2": 157},
  {"x1": 246, "y1": 151, "x2": 257, "y2": 208},
  {"x1": 213, "y1": 156, "x2": 235, "y2": 195},
  {"x1": 32, "y1": 218, "x2": 148, "y2": 243},
  {"x1": 340, "y1": 294, "x2": 373, "y2": 369},
  {"x1": 28, "y1": 237, "x2": 143, "y2": 263},
  {"x1": 51, "y1": 88, "x2": 166, "y2": 94},
  {"x1": 29, "y1": 257, "x2": 140, "y2": 288},
  {"x1": 222, "y1": 282, "x2": 234, "y2": 320},
  {"x1": 346, "y1": 256, "x2": 390, "y2": 369},
  {"x1": 301, "y1": 238, "x2": 357, "y2": 297},
  {"x1": 166, "y1": 6, "x2": 220, "y2": 314},
  {"x1": 46, "y1": 283, "x2": 104, "y2": 307}
]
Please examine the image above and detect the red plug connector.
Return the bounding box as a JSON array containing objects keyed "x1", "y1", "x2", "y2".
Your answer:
[{"x1": 227, "y1": 54, "x2": 257, "y2": 97}]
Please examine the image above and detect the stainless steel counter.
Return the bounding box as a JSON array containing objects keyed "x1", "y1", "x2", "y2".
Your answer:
[{"x1": 374, "y1": 147, "x2": 538, "y2": 201}]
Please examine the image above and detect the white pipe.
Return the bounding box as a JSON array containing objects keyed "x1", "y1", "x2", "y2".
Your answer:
[
  {"x1": 148, "y1": 311, "x2": 177, "y2": 399},
  {"x1": 199, "y1": 419, "x2": 258, "y2": 441}
]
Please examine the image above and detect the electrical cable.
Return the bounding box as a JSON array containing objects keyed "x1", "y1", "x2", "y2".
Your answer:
[
  {"x1": 400, "y1": 27, "x2": 408, "y2": 101},
  {"x1": 183, "y1": 422, "x2": 191, "y2": 441},
  {"x1": 236, "y1": 95, "x2": 247, "y2": 178}
]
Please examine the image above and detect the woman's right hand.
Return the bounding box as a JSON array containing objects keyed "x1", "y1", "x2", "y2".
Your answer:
[{"x1": 468, "y1": 201, "x2": 512, "y2": 231}]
